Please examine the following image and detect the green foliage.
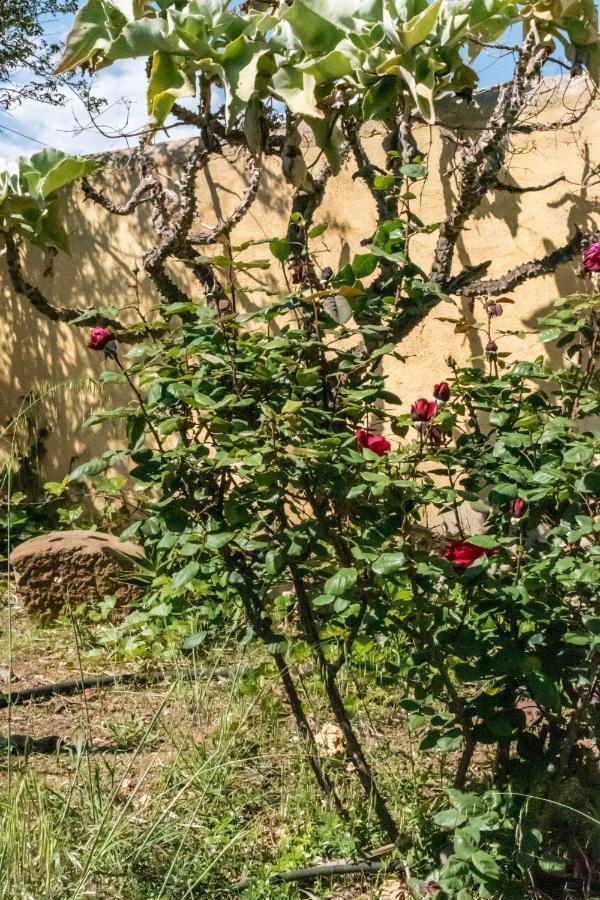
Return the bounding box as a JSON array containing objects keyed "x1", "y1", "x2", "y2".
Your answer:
[
  {"x1": 56, "y1": 0, "x2": 600, "y2": 147},
  {"x1": 72, "y1": 171, "x2": 600, "y2": 889},
  {"x1": 0, "y1": 150, "x2": 98, "y2": 252}
]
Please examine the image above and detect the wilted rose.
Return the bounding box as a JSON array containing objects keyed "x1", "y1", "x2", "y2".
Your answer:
[
  {"x1": 87, "y1": 327, "x2": 116, "y2": 354},
  {"x1": 433, "y1": 382, "x2": 450, "y2": 403},
  {"x1": 444, "y1": 539, "x2": 497, "y2": 568},
  {"x1": 487, "y1": 302, "x2": 503, "y2": 317},
  {"x1": 582, "y1": 241, "x2": 600, "y2": 273},
  {"x1": 486, "y1": 339, "x2": 498, "y2": 359},
  {"x1": 410, "y1": 398, "x2": 437, "y2": 427},
  {"x1": 355, "y1": 429, "x2": 391, "y2": 456},
  {"x1": 509, "y1": 498, "x2": 526, "y2": 518}
]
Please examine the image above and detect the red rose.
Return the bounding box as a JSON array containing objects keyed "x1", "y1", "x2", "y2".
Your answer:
[
  {"x1": 87, "y1": 327, "x2": 116, "y2": 352},
  {"x1": 411, "y1": 398, "x2": 437, "y2": 424},
  {"x1": 355, "y1": 428, "x2": 391, "y2": 456},
  {"x1": 509, "y1": 498, "x2": 526, "y2": 518},
  {"x1": 443, "y1": 539, "x2": 497, "y2": 568},
  {"x1": 582, "y1": 241, "x2": 600, "y2": 273},
  {"x1": 433, "y1": 382, "x2": 450, "y2": 403}
]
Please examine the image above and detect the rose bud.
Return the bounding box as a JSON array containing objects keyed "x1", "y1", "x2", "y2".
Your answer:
[
  {"x1": 355, "y1": 428, "x2": 391, "y2": 457},
  {"x1": 486, "y1": 339, "x2": 498, "y2": 359},
  {"x1": 443, "y1": 539, "x2": 497, "y2": 569},
  {"x1": 487, "y1": 302, "x2": 503, "y2": 317},
  {"x1": 321, "y1": 266, "x2": 334, "y2": 282},
  {"x1": 433, "y1": 381, "x2": 450, "y2": 404},
  {"x1": 582, "y1": 241, "x2": 600, "y2": 274},
  {"x1": 410, "y1": 398, "x2": 437, "y2": 429},
  {"x1": 509, "y1": 498, "x2": 526, "y2": 519},
  {"x1": 87, "y1": 327, "x2": 118, "y2": 358}
]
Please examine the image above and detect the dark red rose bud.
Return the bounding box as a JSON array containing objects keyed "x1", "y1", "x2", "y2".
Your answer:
[
  {"x1": 509, "y1": 498, "x2": 526, "y2": 518},
  {"x1": 487, "y1": 302, "x2": 503, "y2": 317},
  {"x1": 433, "y1": 381, "x2": 450, "y2": 403},
  {"x1": 410, "y1": 398, "x2": 437, "y2": 425},
  {"x1": 321, "y1": 266, "x2": 334, "y2": 282},
  {"x1": 443, "y1": 539, "x2": 498, "y2": 569},
  {"x1": 87, "y1": 327, "x2": 117, "y2": 354},
  {"x1": 486, "y1": 339, "x2": 498, "y2": 359},
  {"x1": 355, "y1": 428, "x2": 391, "y2": 456}
]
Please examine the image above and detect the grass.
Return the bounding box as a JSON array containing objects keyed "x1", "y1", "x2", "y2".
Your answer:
[{"x1": 0, "y1": 593, "x2": 439, "y2": 900}]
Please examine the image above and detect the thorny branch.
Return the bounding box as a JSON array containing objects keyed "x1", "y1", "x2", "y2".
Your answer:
[
  {"x1": 3, "y1": 232, "x2": 122, "y2": 331},
  {"x1": 188, "y1": 152, "x2": 262, "y2": 245},
  {"x1": 430, "y1": 25, "x2": 551, "y2": 285}
]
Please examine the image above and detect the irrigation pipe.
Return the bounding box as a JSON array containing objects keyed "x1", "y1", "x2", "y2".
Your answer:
[{"x1": 0, "y1": 666, "x2": 231, "y2": 710}]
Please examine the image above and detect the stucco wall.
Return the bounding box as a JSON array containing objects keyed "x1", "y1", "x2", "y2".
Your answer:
[{"x1": 1, "y1": 76, "x2": 599, "y2": 480}]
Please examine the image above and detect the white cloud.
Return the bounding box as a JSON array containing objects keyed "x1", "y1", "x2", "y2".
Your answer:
[{"x1": 0, "y1": 58, "x2": 194, "y2": 161}]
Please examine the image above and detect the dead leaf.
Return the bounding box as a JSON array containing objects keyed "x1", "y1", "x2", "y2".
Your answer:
[{"x1": 315, "y1": 723, "x2": 345, "y2": 757}]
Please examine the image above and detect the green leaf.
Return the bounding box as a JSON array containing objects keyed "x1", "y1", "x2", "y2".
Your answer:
[
  {"x1": 172, "y1": 562, "x2": 200, "y2": 590},
  {"x1": 282, "y1": 0, "x2": 346, "y2": 55},
  {"x1": 265, "y1": 549, "x2": 285, "y2": 575},
  {"x1": 54, "y1": 0, "x2": 115, "y2": 74},
  {"x1": 269, "y1": 238, "x2": 292, "y2": 262},
  {"x1": 580, "y1": 469, "x2": 600, "y2": 495},
  {"x1": 308, "y1": 222, "x2": 328, "y2": 238},
  {"x1": 148, "y1": 603, "x2": 172, "y2": 617},
  {"x1": 538, "y1": 327, "x2": 562, "y2": 343},
  {"x1": 564, "y1": 445, "x2": 593, "y2": 465},
  {"x1": 434, "y1": 808, "x2": 467, "y2": 828},
  {"x1": 400, "y1": 163, "x2": 427, "y2": 180},
  {"x1": 471, "y1": 850, "x2": 501, "y2": 880},
  {"x1": 466, "y1": 534, "x2": 500, "y2": 548},
  {"x1": 281, "y1": 399, "x2": 303, "y2": 414},
  {"x1": 322, "y1": 294, "x2": 353, "y2": 324},
  {"x1": 324, "y1": 567, "x2": 357, "y2": 596},
  {"x1": 400, "y1": 0, "x2": 443, "y2": 49},
  {"x1": 373, "y1": 174, "x2": 396, "y2": 191},
  {"x1": 372, "y1": 552, "x2": 406, "y2": 575},
  {"x1": 351, "y1": 253, "x2": 378, "y2": 278},
  {"x1": 37, "y1": 154, "x2": 99, "y2": 198},
  {"x1": 206, "y1": 532, "x2": 234, "y2": 550},
  {"x1": 526, "y1": 672, "x2": 561, "y2": 712},
  {"x1": 148, "y1": 51, "x2": 195, "y2": 125}
]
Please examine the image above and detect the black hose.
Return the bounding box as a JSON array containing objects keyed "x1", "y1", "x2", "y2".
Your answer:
[
  {"x1": 233, "y1": 860, "x2": 387, "y2": 892},
  {"x1": 0, "y1": 667, "x2": 231, "y2": 709}
]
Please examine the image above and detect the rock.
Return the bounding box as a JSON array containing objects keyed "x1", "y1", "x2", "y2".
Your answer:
[{"x1": 9, "y1": 530, "x2": 145, "y2": 619}]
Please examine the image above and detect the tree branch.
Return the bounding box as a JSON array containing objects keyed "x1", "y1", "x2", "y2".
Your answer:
[
  {"x1": 3, "y1": 232, "x2": 122, "y2": 330},
  {"x1": 81, "y1": 172, "x2": 155, "y2": 215},
  {"x1": 513, "y1": 88, "x2": 596, "y2": 133},
  {"x1": 493, "y1": 174, "x2": 566, "y2": 193},
  {"x1": 430, "y1": 26, "x2": 550, "y2": 284},
  {"x1": 188, "y1": 152, "x2": 262, "y2": 245},
  {"x1": 453, "y1": 230, "x2": 583, "y2": 297},
  {"x1": 143, "y1": 140, "x2": 209, "y2": 303}
]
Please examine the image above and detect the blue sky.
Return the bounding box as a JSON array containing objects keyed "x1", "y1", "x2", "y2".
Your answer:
[{"x1": 0, "y1": 8, "x2": 595, "y2": 161}]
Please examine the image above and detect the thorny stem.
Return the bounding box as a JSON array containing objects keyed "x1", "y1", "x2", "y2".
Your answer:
[
  {"x1": 234, "y1": 569, "x2": 347, "y2": 817},
  {"x1": 114, "y1": 356, "x2": 164, "y2": 452},
  {"x1": 277, "y1": 506, "x2": 399, "y2": 842}
]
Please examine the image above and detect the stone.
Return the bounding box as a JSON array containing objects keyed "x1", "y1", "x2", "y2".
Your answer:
[{"x1": 9, "y1": 530, "x2": 145, "y2": 618}]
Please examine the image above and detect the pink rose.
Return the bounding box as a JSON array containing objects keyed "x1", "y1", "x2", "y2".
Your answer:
[
  {"x1": 582, "y1": 241, "x2": 600, "y2": 273},
  {"x1": 355, "y1": 429, "x2": 391, "y2": 456},
  {"x1": 87, "y1": 327, "x2": 116, "y2": 352},
  {"x1": 411, "y1": 398, "x2": 437, "y2": 424},
  {"x1": 443, "y1": 539, "x2": 497, "y2": 568}
]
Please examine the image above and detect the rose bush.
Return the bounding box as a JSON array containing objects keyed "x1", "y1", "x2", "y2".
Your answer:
[{"x1": 77, "y1": 222, "x2": 600, "y2": 893}]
